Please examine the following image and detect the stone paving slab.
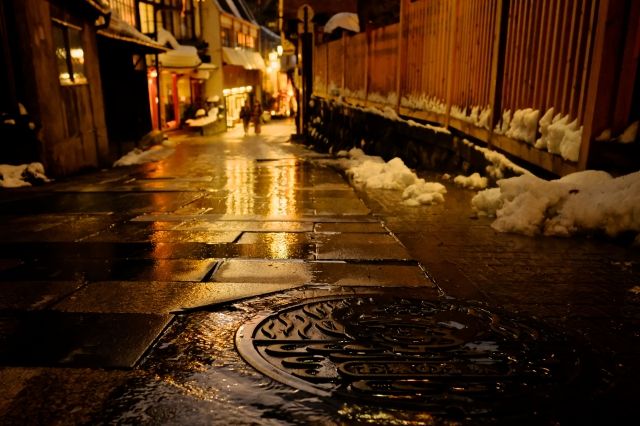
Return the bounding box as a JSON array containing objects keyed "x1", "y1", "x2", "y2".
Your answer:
[
  {"x1": 312, "y1": 261, "x2": 434, "y2": 287},
  {"x1": 85, "y1": 229, "x2": 241, "y2": 244},
  {"x1": 313, "y1": 222, "x2": 388, "y2": 233},
  {"x1": 315, "y1": 233, "x2": 412, "y2": 260},
  {"x1": 174, "y1": 220, "x2": 314, "y2": 232},
  {"x1": 0, "y1": 281, "x2": 84, "y2": 310},
  {"x1": 0, "y1": 312, "x2": 172, "y2": 368},
  {"x1": 0, "y1": 193, "x2": 203, "y2": 215},
  {"x1": 0, "y1": 258, "x2": 218, "y2": 282},
  {"x1": 213, "y1": 259, "x2": 313, "y2": 284},
  {"x1": 314, "y1": 198, "x2": 370, "y2": 215},
  {"x1": 130, "y1": 214, "x2": 380, "y2": 223},
  {"x1": 53, "y1": 281, "x2": 301, "y2": 313}
]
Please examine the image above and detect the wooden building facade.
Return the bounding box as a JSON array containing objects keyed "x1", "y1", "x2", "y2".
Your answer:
[{"x1": 0, "y1": 0, "x2": 111, "y2": 176}]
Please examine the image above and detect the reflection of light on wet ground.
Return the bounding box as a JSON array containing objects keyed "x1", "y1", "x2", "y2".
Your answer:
[
  {"x1": 224, "y1": 159, "x2": 255, "y2": 215},
  {"x1": 268, "y1": 161, "x2": 298, "y2": 217},
  {"x1": 263, "y1": 232, "x2": 290, "y2": 259},
  {"x1": 267, "y1": 161, "x2": 299, "y2": 258}
]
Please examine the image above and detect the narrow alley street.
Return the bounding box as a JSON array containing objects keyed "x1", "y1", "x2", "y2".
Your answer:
[{"x1": 0, "y1": 120, "x2": 638, "y2": 425}]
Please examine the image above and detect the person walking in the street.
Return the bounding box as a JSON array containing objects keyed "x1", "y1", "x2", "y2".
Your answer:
[
  {"x1": 239, "y1": 102, "x2": 251, "y2": 134},
  {"x1": 252, "y1": 101, "x2": 263, "y2": 135}
]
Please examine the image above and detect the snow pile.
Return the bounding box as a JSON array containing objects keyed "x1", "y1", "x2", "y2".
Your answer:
[
  {"x1": 342, "y1": 148, "x2": 446, "y2": 206},
  {"x1": 504, "y1": 108, "x2": 540, "y2": 144},
  {"x1": 462, "y1": 139, "x2": 530, "y2": 179},
  {"x1": 535, "y1": 108, "x2": 583, "y2": 161},
  {"x1": 472, "y1": 170, "x2": 640, "y2": 240},
  {"x1": 367, "y1": 92, "x2": 398, "y2": 107},
  {"x1": 594, "y1": 121, "x2": 638, "y2": 144},
  {"x1": 400, "y1": 95, "x2": 448, "y2": 114},
  {"x1": 113, "y1": 141, "x2": 176, "y2": 167},
  {"x1": 0, "y1": 163, "x2": 50, "y2": 188},
  {"x1": 451, "y1": 105, "x2": 492, "y2": 130},
  {"x1": 619, "y1": 121, "x2": 638, "y2": 143},
  {"x1": 402, "y1": 181, "x2": 447, "y2": 206},
  {"x1": 186, "y1": 108, "x2": 218, "y2": 127},
  {"x1": 343, "y1": 88, "x2": 366, "y2": 100},
  {"x1": 454, "y1": 172, "x2": 488, "y2": 189}
]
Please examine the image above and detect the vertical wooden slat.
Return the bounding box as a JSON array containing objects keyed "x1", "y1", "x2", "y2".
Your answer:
[
  {"x1": 445, "y1": 0, "x2": 458, "y2": 123},
  {"x1": 544, "y1": 0, "x2": 564, "y2": 109},
  {"x1": 532, "y1": 0, "x2": 550, "y2": 109},
  {"x1": 567, "y1": 0, "x2": 587, "y2": 119},
  {"x1": 489, "y1": 0, "x2": 509, "y2": 131},
  {"x1": 577, "y1": 1, "x2": 597, "y2": 121},
  {"x1": 560, "y1": 0, "x2": 580, "y2": 116},
  {"x1": 612, "y1": 0, "x2": 640, "y2": 130}
]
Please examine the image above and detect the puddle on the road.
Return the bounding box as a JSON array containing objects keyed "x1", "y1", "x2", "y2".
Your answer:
[{"x1": 98, "y1": 289, "x2": 603, "y2": 425}]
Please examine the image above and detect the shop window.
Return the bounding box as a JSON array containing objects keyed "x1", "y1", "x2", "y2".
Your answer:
[
  {"x1": 52, "y1": 22, "x2": 87, "y2": 86},
  {"x1": 246, "y1": 35, "x2": 255, "y2": 49},
  {"x1": 221, "y1": 28, "x2": 231, "y2": 47},
  {"x1": 237, "y1": 32, "x2": 246, "y2": 47}
]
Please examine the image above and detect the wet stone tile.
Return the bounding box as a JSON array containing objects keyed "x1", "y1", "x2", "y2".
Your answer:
[
  {"x1": 53, "y1": 281, "x2": 301, "y2": 313},
  {"x1": 84, "y1": 223, "x2": 239, "y2": 244},
  {"x1": 213, "y1": 259, "x2": 312, "y2": 284},
  {"x1": 0, "y1": 259, "x2": 218, "y2": 282},
  {"x1": 312, "y1": 262, "x2": 434, "y2": 287},
  {"x1": 0, "y1": 259, "x2": 23, "y2": 272},
  {"x1": 0, "y1": 312, "x2": 172, "y2": 368},
  {"x1": 174, "y1": 220, "x2": 314, "y2": 233},
  {"x1": 0, "y1": 281, "x2": 84, "y2": 311},
  {"x1": 313, "y1": 222, "x2": 387, "y2": 233},
  {"x1": 315, "y1": 233, "x2": 412, "y2": 260},
  {"x1": 314, "y1": 198, "x2": 370, "y2": 215}
]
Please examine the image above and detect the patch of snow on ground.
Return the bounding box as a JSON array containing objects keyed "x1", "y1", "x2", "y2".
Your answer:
[
  {"x1": 114, "y1": 141, "x2": 176, "y2": 167},
  {"x1": 472, "y1": 170, "x2": 640, "y2": 239},
  {"x1": 462, "y1": 139, "x2": 531, "y2": 179},
  {"x1": 454, "y1": 173, "x2": 488, "y2": 189},
  {"x1": 339, "y1": 149, "x2": 446, "y2": 206},
  {"x1": 0, "y1": 162, "x2": 51, "y2": 188}
]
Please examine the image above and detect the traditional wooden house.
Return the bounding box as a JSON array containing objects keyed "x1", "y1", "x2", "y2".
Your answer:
[{"x1": 0, "y1": 0, "x2": 112, "y2": 176}]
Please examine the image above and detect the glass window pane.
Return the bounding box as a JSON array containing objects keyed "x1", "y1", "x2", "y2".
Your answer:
[
  {"x1": 67, "y1": 28, "x2": 87, "y2": 84},
  {"x1": 53, "y1": 25, "x2": 71, "y2": 85}
]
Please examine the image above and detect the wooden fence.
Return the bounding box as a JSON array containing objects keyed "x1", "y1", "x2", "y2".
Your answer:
[{"x1": 312, "y1": 0, "x2": 640, "y2": 175}]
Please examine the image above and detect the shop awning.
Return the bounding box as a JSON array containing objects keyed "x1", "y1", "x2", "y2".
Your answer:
[
  {"x1": 97, "y1": 15, "x2": 167, "y2": 52},
  {"x1": 222, "y1": 47, "x2": 266, "y2": 71}
]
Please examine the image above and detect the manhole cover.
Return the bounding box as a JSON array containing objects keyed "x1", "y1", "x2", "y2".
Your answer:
[{"x1": 236, "y1": 295, "x2": 589, "y2": 418}]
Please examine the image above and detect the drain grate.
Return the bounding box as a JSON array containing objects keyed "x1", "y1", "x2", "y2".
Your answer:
[{"x1": 236, "y1": 295, "x2": 588, "y2": 418}]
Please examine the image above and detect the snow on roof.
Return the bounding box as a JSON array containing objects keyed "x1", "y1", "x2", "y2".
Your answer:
[
  {"x1": 98, "y1": 13, "x2": 166, "y2": 51},
  {"x1": 157, "y1": 28, "x2": 201, "y2": 68},
  {"x1": 324, "y1": 13, "x2": 360, "y2": 33},
  {"x1": 222, "y1": 47, "x2": 266, "y2": 71}
]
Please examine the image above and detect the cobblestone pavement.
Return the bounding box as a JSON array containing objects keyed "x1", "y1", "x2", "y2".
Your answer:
[{"x1": 0, "y1": 120, "x2": 638, "y2": 425}]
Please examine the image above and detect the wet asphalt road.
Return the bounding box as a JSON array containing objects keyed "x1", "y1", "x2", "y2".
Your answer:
[{"x1": 0, "y1": 120, "x2": 638, "y2": 425}]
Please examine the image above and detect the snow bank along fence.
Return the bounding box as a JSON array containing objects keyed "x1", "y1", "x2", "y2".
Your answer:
[{"x1": 312, "y1": 0, "x2": 640, "y2": 176}]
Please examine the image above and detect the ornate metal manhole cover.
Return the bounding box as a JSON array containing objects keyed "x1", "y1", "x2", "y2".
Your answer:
[{"x1": 236, "y1": 295, "x2": 589, "y2": 418}]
